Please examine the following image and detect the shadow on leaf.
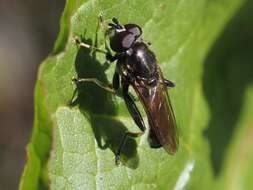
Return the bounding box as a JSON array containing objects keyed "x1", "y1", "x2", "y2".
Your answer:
[
  {"x1": 69, "y1": 35, "x2": 139, "y2": 169},
  {"x1": 203, "y1": 0, "x2": 253, "y2": 176}
]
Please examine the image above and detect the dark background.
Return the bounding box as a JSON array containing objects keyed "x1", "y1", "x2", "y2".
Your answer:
[{"x1": 0, "y1": 1, "x2": 65, "y2": 189}]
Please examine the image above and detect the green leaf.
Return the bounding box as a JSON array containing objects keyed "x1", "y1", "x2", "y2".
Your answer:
[{"x1": 20, "y1": 0, "x2": 253, "y2": 189}]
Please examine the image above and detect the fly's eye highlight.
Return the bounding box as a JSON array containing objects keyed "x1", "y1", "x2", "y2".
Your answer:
[
  {"x1": 124, "y1": 24, "x2": 142, "y2": 38},
  {"x1": 110, "y1": 31, "x2": 135, "y2": 52}
]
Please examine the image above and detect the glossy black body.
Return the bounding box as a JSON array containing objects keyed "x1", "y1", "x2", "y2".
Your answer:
[
  {"x1": 118, "y1": 42, "x2": 156, "y2": 80},
  {"x1": 107, "y1": 18, "x2": 178, "y2": 162}
]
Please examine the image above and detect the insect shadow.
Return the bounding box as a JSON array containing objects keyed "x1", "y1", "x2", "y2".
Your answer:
[{"x1": 70, "y1": 36, "x2": 139, "y2": 168}]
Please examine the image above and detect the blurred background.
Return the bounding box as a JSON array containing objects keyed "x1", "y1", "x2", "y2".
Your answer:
[{"x1": 0, "y1": 1, "x2": 65, "y2": 189}]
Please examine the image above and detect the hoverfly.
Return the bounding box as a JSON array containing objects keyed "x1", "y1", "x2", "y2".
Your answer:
[{"x1": 73, "y1": 17, "x2": 178, "y2": 164}]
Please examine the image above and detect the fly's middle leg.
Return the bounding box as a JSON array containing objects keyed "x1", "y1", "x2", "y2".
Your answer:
[
  {"x1": 72, "y1": 77, "x2": 115, "y2": 93},
  {"x1": 72, "y1": 71, "x2": 120, "y2": 95}
]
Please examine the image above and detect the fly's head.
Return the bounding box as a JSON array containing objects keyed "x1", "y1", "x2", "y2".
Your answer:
[{"x1": 107, "y1": 18, "x2": 142, "y2": 53}]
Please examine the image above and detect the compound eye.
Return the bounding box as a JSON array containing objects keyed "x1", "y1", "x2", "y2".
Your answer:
[
  {"x1": 124, "y1": 24, "x2": 142, "y2": 38},
  {"x1": 110, "y1": 31, "x2": 135, "y2": 52}
]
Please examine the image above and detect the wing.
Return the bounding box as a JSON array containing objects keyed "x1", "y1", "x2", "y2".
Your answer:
[{"x1": 132, "y1": 69, "x2": 178, "y2": 154}]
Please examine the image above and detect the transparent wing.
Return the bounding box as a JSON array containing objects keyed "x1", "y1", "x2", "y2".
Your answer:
[{"x1": 133, "y1": 68, "x2": 178, "y2": 154}]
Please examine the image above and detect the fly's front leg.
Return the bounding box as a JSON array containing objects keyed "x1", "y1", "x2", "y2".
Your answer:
[
  {"x1": 163, "y1": 79, "x2": 175, "y2": 88},
  {"x1": 74, "y1": 15, "x2": 118, "y2": 64},
  {"x1": 73, "y1": 36, "x2": 118, "y2": 64},
  {"x1": 72, "y1": 70, "x2": 121, "y2": 95},
  {"x1": 98, "y1": 14, "x2": 120, "y2": 65},
  {"x1": 115, "y1": 82, "x2": 146, "y2": 165}
]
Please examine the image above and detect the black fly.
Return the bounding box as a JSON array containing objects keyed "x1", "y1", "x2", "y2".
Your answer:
[{"x1": 73, "y1": 17, "x2": 178, "y2": 165}]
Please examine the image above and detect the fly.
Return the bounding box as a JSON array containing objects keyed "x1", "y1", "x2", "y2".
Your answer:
[{"x1": 73, "y1": 17, "x2": 178, "y2": 165}]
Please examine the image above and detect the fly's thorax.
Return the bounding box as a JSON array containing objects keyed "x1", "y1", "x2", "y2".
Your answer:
[
  {"x1": 132, "y1": 42, "x2": 157, "y2": 77},
  {"x1": 119, "y1": 42, "x2": 157, "y2": 79}
]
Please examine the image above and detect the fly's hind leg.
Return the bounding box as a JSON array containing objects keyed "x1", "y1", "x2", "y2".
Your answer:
[
  {"x1": 115, "y1": 131, "x2": 144, "y2": 165},
  {"x1": 115, "y1": 82, "x2": 146, "y2": 165}
]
